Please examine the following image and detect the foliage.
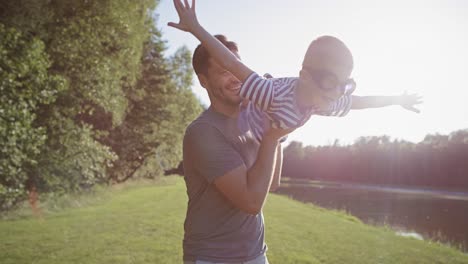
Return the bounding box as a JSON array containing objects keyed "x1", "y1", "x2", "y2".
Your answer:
[
  {"x1": 0, "y1": 24, "x2": 66, "y2": 209},
  {"x1": 282, "y1": 129, "x2": 468, "y2": 190},
  {"x1": 33, "y1": 114, "x2": 117, "y2": 194},
  {"x1": 0, "y1": 0, "x2": 202, "y2": 209},
  {"x1": 1, "y1": 0, "x2": 157, "y2": 124},
  {"x1": 101, "y1": 36, "x2": 202, "y2": 183}
]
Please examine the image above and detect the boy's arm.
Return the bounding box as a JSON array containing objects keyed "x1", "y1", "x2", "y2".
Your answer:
[
  {"x1": 351, "y1": 92, "x2": 423, "y2": 113},
  {"x1": 168, "y1": 0, "x2": 253, "y2": 82}
]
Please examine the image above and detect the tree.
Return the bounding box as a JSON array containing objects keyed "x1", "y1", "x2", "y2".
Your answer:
[
  {"x1": 0, "y1": 24, "x2": 66, "y2": 209},
  {"x1": 0, "y1": 0, "x2": 159, "y2": 208},
  {"x1": 0, "y1": 0, "x2": 203, "y2": 210},
  {"x1": 283, "y1": 141, "x2": 305, "y2": 178},
  {"x1": 100, "y1": 36, "x2": 202, "y2": 183},
  {"x1": 282, "y1": 130, "x2": 468, "y2": 190}
]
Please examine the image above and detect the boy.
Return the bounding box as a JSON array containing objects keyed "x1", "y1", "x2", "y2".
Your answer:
[
  {"x1": 238, "y1": 35, "x2": 356, "y2": 142},
  {"x1": 169, "y1": 0, "x2": 422, "y2": 143}
]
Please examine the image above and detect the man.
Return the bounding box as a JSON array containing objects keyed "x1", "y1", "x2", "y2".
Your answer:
[
  {"x1": 171, "y1": 1, "x2": 422, "y2": 263},
  {"x1": 181, "y1": 34, "x2": 288, "y2": 264}
]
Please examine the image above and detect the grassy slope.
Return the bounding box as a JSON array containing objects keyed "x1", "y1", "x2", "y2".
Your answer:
[{"x1": 1, "y1": 177, "x2": 467, "y2": 264}]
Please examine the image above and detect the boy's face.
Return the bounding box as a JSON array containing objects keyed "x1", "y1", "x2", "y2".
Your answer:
[
  {"x1": 300, "y1": 54, "x2": 354, "y2": 110},
  {"x1": 199, "y1": 55, "x2": 243, "y2": 108}
]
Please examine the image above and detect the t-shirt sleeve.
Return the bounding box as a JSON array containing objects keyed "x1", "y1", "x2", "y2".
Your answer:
[
  {"x1": 183, "y1": 122, "x2": 245, "y2": 183},
  {"x1": 239, "y1": 72, "x2": 274, "y2": 112},
  {"x1": 317, "y1": 94, "x2": 353, "y2": 117}
]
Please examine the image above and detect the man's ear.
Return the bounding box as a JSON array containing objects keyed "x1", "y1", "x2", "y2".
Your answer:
[{"x1": 198, "y1": 74, "x2": 208, "y2": 89}]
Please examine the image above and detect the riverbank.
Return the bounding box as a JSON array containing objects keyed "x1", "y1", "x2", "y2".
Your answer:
[
  {"x1": 279, "y1": 177, "x2": 468, "y2": 252},
  {"x1": 281, "y1": 177, "x2": 468, "y2": 201},
  {"x1": 1, "y1": 176, "x2": 467, "y2": 263}
]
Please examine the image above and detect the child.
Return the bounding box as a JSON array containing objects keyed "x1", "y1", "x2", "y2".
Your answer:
[
  {"x1": 169, "y1": 0, "x2": 422, "y2": 143},
  {"x1": 238, "y1": 35, "x2": 356, "y2": 143}
]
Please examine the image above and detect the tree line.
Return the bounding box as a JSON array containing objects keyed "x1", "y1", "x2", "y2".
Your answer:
[
  {"x1": 283, "y1": 129, "x2": 468, "y2": 190},
  {"x1": 0, "y1": 0, "x2": 202, "y2": 210}
]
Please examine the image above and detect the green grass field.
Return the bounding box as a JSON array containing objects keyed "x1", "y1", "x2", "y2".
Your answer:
[{"x1": 1, "y1": 176, "x2": 467, "y2": 264}]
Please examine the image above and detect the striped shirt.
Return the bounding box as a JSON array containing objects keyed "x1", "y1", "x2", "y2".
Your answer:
[{"x1": 240, "y1": 72, "x2": 352, "y2": 143}]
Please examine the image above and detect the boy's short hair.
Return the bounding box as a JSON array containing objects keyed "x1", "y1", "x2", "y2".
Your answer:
[
  {"x1": 303, "y1": 35, "x2": 354, "y2": 71},
  {"x1": 193, "y1": 34, "x2": 238, "y2": 76}
]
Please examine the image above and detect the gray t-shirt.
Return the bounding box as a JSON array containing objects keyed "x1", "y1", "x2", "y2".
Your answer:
[{"x1": 182, "y1": 106, "x2": 266, "y2": 262}]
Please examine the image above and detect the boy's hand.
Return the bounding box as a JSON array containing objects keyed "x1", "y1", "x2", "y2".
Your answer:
[
  {"x1": 168, "y1": 0, "x2": 199, "y2": 33},
  {"x1": 398, "y1": 92, "x2": 423, "y2": 113}
]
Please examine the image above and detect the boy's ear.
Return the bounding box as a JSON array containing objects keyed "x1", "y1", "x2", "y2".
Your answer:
[{"x1": 197, "y1": 74, "x2": 208, "y2": 89}]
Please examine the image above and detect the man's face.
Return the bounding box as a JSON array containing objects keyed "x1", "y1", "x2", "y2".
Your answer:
[
  {"x1": 201, "y1": 55, "x2": 243, "y2": 107},
  {"x1": 300, "y1": 55, "x2": 354, "y2": 110}
]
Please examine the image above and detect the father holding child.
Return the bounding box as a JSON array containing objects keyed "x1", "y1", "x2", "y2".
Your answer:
[{"x1": 169, "y1": 1, "x2": 422, "y2": 263}]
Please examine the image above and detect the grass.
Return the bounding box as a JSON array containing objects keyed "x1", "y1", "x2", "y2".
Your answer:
[{"x1": 1, "y1": 176, "x2": 467, "y2": 264}]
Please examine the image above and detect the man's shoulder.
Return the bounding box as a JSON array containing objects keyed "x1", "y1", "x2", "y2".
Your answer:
[
  {"x1": 186, "y1": 115, "x2": 214, "y2": 135},
  {"x1": 185, "y1": 110, "x2": 223, "y2": 139}
]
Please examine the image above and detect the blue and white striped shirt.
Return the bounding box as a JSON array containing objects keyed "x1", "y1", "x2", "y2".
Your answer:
[{"x1": 239, "y1": 72, "x2": 352, "y2": 143}]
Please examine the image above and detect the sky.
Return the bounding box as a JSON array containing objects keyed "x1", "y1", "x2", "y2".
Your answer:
[{"x1": 155, "y1": 0, "x2": 468, "y2": 146}]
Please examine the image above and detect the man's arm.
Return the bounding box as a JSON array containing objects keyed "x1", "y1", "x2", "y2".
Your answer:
[
  {"x1": 270, "y1": 144, "x2": 283, "y2": 192},
  {"x1": 168, "y1": 0, "x2": 253, "y2": 82},
  {"x1": 351, "y1": 93, "x2": 423, "y2": 113},
  {"x1": 186, "y1": 123, "x2": 292, "y2": 215},
  {"x1": 214, "y1": 129, "x2": 290, "y2": 215}
]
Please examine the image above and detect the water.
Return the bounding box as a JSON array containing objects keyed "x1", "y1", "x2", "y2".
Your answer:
[{"x1": 276, "y1": 179, "x2": 468, "y2": 251}]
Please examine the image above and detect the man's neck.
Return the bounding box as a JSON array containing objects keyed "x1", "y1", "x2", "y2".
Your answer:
[{"x1": 210, "y1": 101, "x2": 241, "y2": 118}]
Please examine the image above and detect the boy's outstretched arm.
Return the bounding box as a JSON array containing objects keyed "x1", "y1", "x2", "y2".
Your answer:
[
  {"x1": 168, "y1": 0, "x2": 253, "y2": 82},
  {"x1": 351, "y1": 92, "x2": 423, "y2": 113}
]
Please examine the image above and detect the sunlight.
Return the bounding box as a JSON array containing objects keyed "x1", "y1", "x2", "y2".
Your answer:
[{"x1": 157, "y1": 0, "x2": 468, "y2": 146}]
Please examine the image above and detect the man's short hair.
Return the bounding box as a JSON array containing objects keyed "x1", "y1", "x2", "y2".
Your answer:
[{"x1": 192, "y1": 34, "x2": 238, "y2": 76}]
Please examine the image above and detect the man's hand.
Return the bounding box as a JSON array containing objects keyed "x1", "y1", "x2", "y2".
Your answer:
[
  {"x1": 263, "y1": 127, "x2": 295, "y2": 143},
  {"x1": 168, "y1": 0, "x2": 199, "y2": 33},
  {"x1": 398, "y1": 92, "x2": 423, "y2": 113}
]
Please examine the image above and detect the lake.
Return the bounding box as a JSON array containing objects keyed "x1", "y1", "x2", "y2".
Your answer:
[{"x1": 276, "y1": 178, "x2": 468, "y2": 252}]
